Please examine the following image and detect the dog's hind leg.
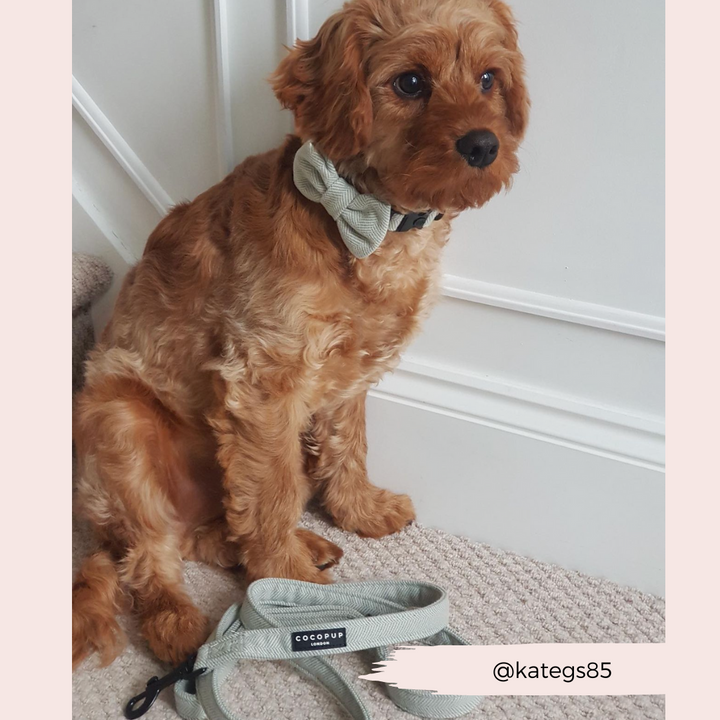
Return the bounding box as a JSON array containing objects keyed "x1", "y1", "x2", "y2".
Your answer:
[
  {"x1": 119, "y1": 531, "x2": 208, "y2": 665},
  {"x1": 74, "y1": 381, "x2": 209, "y2": 665},
  {"x1": 72, "y1": 548, "x2": 126, "y2": 669}
]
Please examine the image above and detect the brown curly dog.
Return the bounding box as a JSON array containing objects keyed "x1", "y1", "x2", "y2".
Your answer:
[{"x1": 72, "y1": 0, "x2": 529, "y2": 668}]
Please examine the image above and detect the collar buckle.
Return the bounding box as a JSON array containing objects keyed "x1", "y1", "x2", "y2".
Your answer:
[
  {"x1": 394, "y1": 211, "x2": 444, "y2": 233},
  {"x1": 395, "y1": 211, "x2": 430, "y2": 233}
]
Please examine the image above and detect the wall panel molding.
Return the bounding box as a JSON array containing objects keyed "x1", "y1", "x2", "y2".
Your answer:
[
  {"x1": 72, "y1": 76, "x2": 174, "y2": 216},
  {"x1": 71, "y1": 0, "x2": 664, "y2": 593},
  {"x1": 212, "y1": 0, "x2": 234, "y2": 176},
  {"x1": 286, "y1": 0, "x2": 310, "y2": 44},
  {"x1": 71, "y1": 26, "x2": 664, "y2": 472},
  {"x1": 71, "y1": 78, "x2": 664, "y2": 473},
  {"x1": 286, "y1": 1, "x2": 664, "y2": 343},
  {"x1": 72, "y1": 79, "x2": 665, "y2": 348},
  {"x1": 442, "y1": 275, "x2": 665, "y2": 342}
]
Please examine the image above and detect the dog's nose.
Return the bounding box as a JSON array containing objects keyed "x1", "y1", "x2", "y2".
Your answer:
[{"x1": 455, "y1": 130, "x2": 499, "y2": 168}]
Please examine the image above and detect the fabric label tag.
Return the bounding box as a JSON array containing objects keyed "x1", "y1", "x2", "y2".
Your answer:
[{"x1": 291, "y1": 628, "x2": 347, "y2": 652}]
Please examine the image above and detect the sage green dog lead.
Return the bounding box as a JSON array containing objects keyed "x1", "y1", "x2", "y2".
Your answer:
[{"x1": 125, "y1": 578, "x2": 482, "y2": 720}]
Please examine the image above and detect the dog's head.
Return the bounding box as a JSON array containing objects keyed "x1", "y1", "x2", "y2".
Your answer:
[{"x1": 272, "y1": 0, "x2": 529, "y2": 214}]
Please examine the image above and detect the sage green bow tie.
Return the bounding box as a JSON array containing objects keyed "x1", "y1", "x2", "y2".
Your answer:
[{"x1": 293, "y1": 141, "x2": 441, "y2": 259}]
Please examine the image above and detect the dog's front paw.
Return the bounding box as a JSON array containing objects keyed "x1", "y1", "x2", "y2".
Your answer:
[
  {"x1": 331, "y1": 487, "x2": 416, "y2": 539},
  {"x1": 296, "y1": 528, "x2": 344, "y2": 569},
  {"x1": 243, "y1": 533, "x2": 336, "y2": 585}
]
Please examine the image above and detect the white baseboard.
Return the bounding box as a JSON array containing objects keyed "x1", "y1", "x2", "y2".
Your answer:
[{"x1": 365, "y1": 394, "x2": 664, "y2": 595}]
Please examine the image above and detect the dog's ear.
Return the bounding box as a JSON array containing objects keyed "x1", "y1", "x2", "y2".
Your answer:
[
  {"x1": 489, "y1": 0, "x2": 530, "y2": 139},
  {"x1": 271, "y1": 9, "x2": 373, "y2": 159}
]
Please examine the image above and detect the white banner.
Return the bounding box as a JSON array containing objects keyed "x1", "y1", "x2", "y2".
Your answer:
[{"x1": 360, "y1": 643, "x2": 666, "y2": 696}]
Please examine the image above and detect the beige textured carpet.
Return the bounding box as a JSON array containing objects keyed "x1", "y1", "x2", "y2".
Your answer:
[{"x1": 72, "y1": 512, "x2": 665, "y2": 720}]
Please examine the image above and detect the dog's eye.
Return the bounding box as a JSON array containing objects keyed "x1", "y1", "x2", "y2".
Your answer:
[
  {"x1": 393, "y1": 72, "x2": 426, "y2": 98},
  {"x1": 480, "y1": 71, "x2": 495, "y2": 93}
]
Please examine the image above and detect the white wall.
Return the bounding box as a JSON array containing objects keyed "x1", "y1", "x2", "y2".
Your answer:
[{"x1": 72, "y1": 0, "x2": 664, "y2": 595}]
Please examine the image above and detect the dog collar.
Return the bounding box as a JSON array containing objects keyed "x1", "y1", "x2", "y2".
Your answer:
[{"x1": 293, "y1": 141, "x2": 443, "y2": 259}]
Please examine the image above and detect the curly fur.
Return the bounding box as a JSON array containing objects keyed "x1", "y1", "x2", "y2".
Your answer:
[{"x1": 72, "y1": 0, "x2": 528, "y2": 668}]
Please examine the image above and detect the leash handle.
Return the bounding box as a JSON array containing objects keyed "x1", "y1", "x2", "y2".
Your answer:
[{"x1": 143, "y1": 579, "x2": 482, "y2": 720}]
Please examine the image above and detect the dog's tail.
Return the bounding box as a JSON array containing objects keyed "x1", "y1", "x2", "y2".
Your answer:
[{"x1": 72, "y1": 550, "x2": 126, "y2": 669}]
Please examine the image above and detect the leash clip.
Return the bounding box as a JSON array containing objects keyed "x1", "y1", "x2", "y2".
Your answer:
[{"x1": 125, "y1": 653, "x2": 206, "y2": 719}]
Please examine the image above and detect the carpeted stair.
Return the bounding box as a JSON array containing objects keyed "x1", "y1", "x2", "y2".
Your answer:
[{"x1": 72, "y1": 252, "x2": 113, "y2": 394}]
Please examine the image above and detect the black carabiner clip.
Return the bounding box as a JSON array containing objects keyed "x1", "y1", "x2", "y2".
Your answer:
[{"x1": 124, "y1": 653, "x2": 206, "y2": 719}]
